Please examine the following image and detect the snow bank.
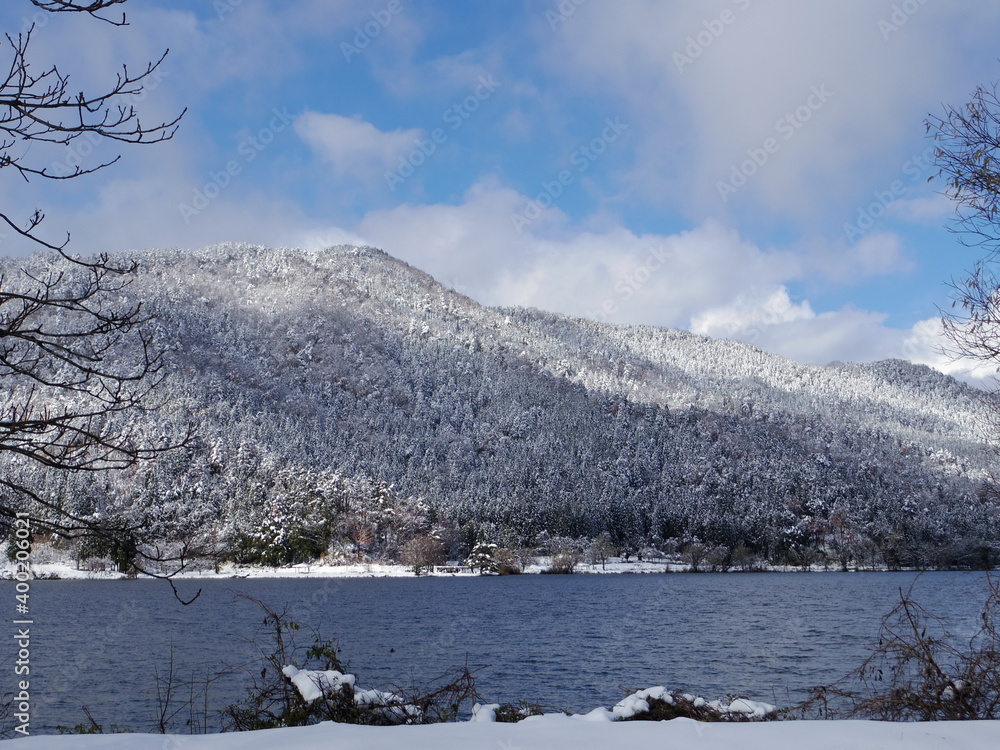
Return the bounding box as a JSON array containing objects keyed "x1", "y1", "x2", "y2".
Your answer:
[
  {"x1": 12, "y1": 717, "x2": 1000, "y2": 749},
  {"x1": 723, "y1": 696, "x2": 776, "y2": 718},
  {"x1": 16, "y1": 678, "x2": 965, "y2": 750},
  {"x1": 562, "y1": 686, "x2": 775, "y2": 722},
  {"x1": 469, "y1": 703, "x2": 500, "y2": 722},
  {"x1": 280, "y1": 670, "x2": 779, "y2": 728},
  {"x1": 4, "y1": 555, "x2": 681, "y2": 581},
  {"x1": 282, "y1": 665, "x2": 421, "y2": 722},
  {"x1": 281, "y1": 665, "x2": 355, "y2": 703},
  {"x1": 468, "y1": 686, "x2": 777, "y2": 724}
]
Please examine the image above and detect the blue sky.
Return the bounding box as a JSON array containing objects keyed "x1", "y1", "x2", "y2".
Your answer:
[{"x1": 3, "y1": 0, "x2": 1000, "y2": 383}]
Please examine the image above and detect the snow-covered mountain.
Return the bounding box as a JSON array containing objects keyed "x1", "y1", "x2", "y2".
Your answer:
[{"x1": 4, "y1": 243, "x2": 998, "y2": 569}]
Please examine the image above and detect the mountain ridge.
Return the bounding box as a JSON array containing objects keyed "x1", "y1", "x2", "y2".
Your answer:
[{"x1": 3, "y1": 242, "x2": 997, "y2": 569}]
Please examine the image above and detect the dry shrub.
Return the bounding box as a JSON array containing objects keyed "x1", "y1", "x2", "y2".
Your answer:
[
  {"x1": 222, "y1": 595, "x2": 484, "y2": 730},
  {"x1": 401, "y1": 535, "x2": 446, "y2": 575},
  {"x1": 801, "y1": 576, "x2": 1000, "y2": 720},
  {"x1": 493, "y1": 547, "x2": 522, "y2": 575},
  {"x1": 542, "y1": 553, "x2": 580, "y2": 574}
]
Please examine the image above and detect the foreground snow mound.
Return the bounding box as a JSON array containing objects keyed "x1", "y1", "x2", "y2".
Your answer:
[
  {"x1": 597, "y1": 686, "x2": 775, "y2": 722},
  {"x1": 279, "y1": 674, "x2": 779, "y2": 727},
  {"x1": 281, "y1": 665, "x2": 355, "y2": 703},
  {"x1": 721, "y1": 696, "x2": 777, "y2": 719},
  {"x1": 282, "y1": 665, "x2": 421, "y2": 722},
  {"x1": 468, "y1": 686, "x2": 778, "y2": 723},
  {"x1": 12, "y1": 717, "x2": 1000, "y2": 749}
]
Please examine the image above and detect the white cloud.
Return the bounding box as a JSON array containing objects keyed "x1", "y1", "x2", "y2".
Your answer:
[
  {"x1": 295, "y1": 112, "x2": 423, "y2": 181},
  {"x1": 813, "y1": 231, "x2": 914, "y2": 283},
  {"x1": 711, "y1": 304, "x2": 898, "y2": 365},
  {"x1": 848, "y1": 232, "x2": 913, "y2": 277},
  {"x1": 350, "y1": 183, "x2": 800, "y2": 328},
  {"x1": 691, "y1": 287, "x2": 814, "y2": 339},
  {"x1": 689, "y1": 287, "x2": 906, "y2": 366},
  {"x1": 353, "y1": 180, "x2": 534, "y2": 287},
  {"x1": 887, "y1": 193, "x2": 955, "y2": 223},
  {"x1": 695, "y1": 297, "x2": 997, "y2": 387},
  {"x1": 903, "y1": 317, "x2": 997, "y2": 387},
  {"x1": 291, "y1": 226, "x2": 370, "y2": 252},
  {"x1": 759, "y1": 308, "x2": 902, "y2": 365},
  {"x1": 67, "y1": 176, "x2": 318, "y2": 254},
  {"x1": 540, "y1": 1, "x2": 1000, "y2": 228},
  {"x1": 4, "y1": 0, "x2": 990, "y2": 391}
]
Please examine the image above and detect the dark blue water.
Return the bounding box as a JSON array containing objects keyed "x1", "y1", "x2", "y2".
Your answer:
[{"x1": 3, "y1": 571, "x2": 994, "y2": 733}]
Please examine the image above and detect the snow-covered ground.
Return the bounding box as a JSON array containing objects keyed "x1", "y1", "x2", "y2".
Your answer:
[
  {"x1": 7, "y1": 554, "x2": 832, "y2": 581},
  {"x1": 7, "y1": 556, "x2": 687, "y2": 580},
  {"x1": 11, "y1": 716, "x2": 1000, "y2": 749},
  {"x1": 9, "y1": 670, "x2": 999, "y2": 748}
]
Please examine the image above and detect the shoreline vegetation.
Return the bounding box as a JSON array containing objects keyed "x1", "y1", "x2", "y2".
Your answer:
[{"x1": 3, "y1": 543, "x2": 995, "y2": 581}]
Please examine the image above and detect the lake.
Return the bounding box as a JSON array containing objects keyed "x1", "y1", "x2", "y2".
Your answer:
[{"x1": 4, "y1": 571, "x2": 995, "y2": 734}]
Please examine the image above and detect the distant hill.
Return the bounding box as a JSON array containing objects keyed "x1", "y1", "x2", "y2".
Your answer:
[{"x1": 3, "y1": 243, "x2": 998, "y2": 570}]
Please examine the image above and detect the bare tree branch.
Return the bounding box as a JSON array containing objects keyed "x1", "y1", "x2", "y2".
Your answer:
[
  {"x1": 928, "y1": 81, "x2": 1000, "y2": 378},
  {"x1": 0, "y1": 0, "x2": 195, "y2": 587},
  {"x1": 29, "y1": 0, "x2": 128, "y2": 26},
  {"x1": 0, "y1": 28, "x2": 184, "y2": 186},
  {"x1": 928, "y1": 81, "x2": 1000, "y2": 259}
]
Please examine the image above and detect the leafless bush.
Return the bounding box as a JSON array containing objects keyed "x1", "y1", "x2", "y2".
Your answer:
[
  {"x1": 705, "y1": 544, "x2": 733, "y2": 572},
  {"x1": 731, "y1": 545, "x2": 763, "y2": 572},
  {"x1": 153, "y1": 645, "x2": 224, "y2": 734},
  {"x1": 543, "y1": 552, "x2": 581, "y2": 574},
  {"x1": 801, "y1": 577, "x2": 1000, "y2": 720},
  {"x1": 401, "y1": 535, "x2": 446, "y2": 575},
  {"x1": 493, "y1": 701, "x2": 546, "y2": 722},
  {"x1": 514, "y1": 547, "x2": 537, "y2": 571},
  {"x1": 493, "y1": 547, "x2": 523, "y2": 575},
  {"x1": 682, "y1": 541, "x2": 707, "y2": 571},
  {"x1": 222, "y1": 594, "x2": 484, "y2": 730},
  {"x1": 587, "y1": 533, "x2": 616, "y2": 569}
]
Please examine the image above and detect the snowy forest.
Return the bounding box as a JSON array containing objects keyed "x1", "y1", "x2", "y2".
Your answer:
[{"x1": 3, "y1": 243, "x2": 998, "y2": 573}]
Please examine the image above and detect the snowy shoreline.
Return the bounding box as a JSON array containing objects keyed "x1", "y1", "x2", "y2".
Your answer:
[{"x1": 2, "y1": 555, "x2": 944, "y2": 581}]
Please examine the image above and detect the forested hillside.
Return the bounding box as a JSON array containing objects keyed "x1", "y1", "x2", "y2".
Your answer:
[{"x1": 4, "y1": 243, "x2": 998, "y2": 571}]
